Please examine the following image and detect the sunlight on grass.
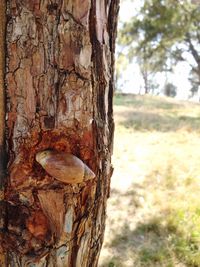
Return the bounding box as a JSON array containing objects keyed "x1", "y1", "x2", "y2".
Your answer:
[{"x1": 99, "y1": 94, "x2": 200, "y2": 267}]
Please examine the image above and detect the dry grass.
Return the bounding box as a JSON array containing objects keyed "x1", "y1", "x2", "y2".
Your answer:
[{"x1": 99, "y1": 94, "x2": 200, "y2": 267}]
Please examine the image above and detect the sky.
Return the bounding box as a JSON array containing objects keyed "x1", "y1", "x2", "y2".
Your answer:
[{"x1": 117, "y1": 0, "x2": 194, "y2": 100}]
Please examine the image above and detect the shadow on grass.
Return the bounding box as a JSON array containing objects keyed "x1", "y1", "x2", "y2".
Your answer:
[
  {"x1": 110, "y1": 186, "x2": 145, "y2": 209},
  {"x1": 101, "y1": 216, "x2": 200, "y2": 267},
  {"x1": 101, "y1": 182, "x2": 200, "y2": 267},
  {"x1": 118, "y1": 110, "x2": 200, "y2": 132},
  {"x1": 114, "y1": 94, "x2": 183, "y2": 110}
]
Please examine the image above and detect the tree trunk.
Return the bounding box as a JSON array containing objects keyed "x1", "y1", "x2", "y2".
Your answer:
[
  {"x1": 0, "y1": 1, "x2": 7, "y2": 264},
  {"x1": 0, "y1": 1, "x2": 119, "y2": 266},
  {"x1": 141, "y1": 69, "x2": 149, "y2": 94}
]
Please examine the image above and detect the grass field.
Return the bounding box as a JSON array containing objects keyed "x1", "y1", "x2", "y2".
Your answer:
[{"x1": 99, "y1": 94, "x2": 200, "y2": 267}]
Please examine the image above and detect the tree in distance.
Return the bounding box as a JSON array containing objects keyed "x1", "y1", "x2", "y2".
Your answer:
[{"x1": 118, "y1": 0, "x2": 200, "y2": 96}]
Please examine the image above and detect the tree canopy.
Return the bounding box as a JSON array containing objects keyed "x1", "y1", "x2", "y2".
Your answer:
[{"x1": 118, "y1": 0, "x2": 200, "y2": 95}]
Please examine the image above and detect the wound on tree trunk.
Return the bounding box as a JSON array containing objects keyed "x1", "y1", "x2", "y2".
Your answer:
[{"x1": 0, "y1": 0, "x2": 119, "y2": 266}]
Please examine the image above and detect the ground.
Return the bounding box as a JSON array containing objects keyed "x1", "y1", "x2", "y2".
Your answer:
[{"x1": 99, "y1": 94, "x2": 200, "y2": 267}]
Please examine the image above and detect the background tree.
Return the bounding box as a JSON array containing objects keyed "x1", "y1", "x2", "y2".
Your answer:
[
  {"x1": 0, "y1": 1, "x2": 119, "y2": 266},
  {"x1": 115, "y1": 51, "x2": 129, "y2": 92},
  {"x1": 189, "y1": 68, "x2": 200, "y2": 97},
  {"x1": 164, "y1": 82, "x2": 177, "y2": 97},
  {"x1": 136, "y1": 47, "x2": 161, "y2": 94},
  {"x1": 119, "y1": 0, "x2": 200, "y2": 95}
]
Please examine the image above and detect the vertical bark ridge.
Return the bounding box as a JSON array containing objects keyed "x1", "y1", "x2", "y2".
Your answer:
[
  {"x1": 0, "y1": 1, "x2": 6, "y2": 190},
  {"x1": 0, "y1": 1, "x2": 7, "y2": 266},
  {"x1": 88, "y1": 1, "x2": 120, "y2": 265}
]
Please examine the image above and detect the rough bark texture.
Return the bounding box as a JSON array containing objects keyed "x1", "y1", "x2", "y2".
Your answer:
[
  {"x1": 0, "y1": 0, "x2": 6, "y2": 190},
  {"x1": 0, "y1": 0, "x2": 119, "y2": 266},
  {"x1": 0, "y1": 1, "x2": 7, "y2": 265}
]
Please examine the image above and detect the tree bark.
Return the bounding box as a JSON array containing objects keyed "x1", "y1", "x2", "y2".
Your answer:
[
  {"x1": 141, "y1": 69, "x2": 149, "y2": 94},
  {"x1": 0, "y1": 1, "x2": 119, "y2": 266},
  {"x1": 0, "y1": 1, "x2": 7, "y2": 265}
]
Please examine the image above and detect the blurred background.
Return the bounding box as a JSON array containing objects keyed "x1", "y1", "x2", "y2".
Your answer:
[{"x1": 99, "y1": 1, "x2": 200, "y2": 266}]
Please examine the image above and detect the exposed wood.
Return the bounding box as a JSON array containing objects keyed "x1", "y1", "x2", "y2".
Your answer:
[
  {"x1": 0, "y1": 0, "x2": 120, "y2": 266},
  {"x1": 38, "y1": 190, "x2": 65, "y2": 238}
]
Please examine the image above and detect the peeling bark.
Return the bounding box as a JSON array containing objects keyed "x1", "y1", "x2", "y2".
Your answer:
[{"x1": 0, "y1": 0, "x2": 119, "y2": 266}]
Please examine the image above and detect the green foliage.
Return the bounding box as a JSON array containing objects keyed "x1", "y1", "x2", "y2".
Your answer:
[
  {"x1": 119, "y1": 0, "x2": 200, "y2": 92},
  {"x1": 189, "y1": 68, "x2": 200, "y2": 96}
]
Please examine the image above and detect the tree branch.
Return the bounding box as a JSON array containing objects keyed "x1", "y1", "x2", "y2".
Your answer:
[{"x1": 185, "y1": 33, "x2": 200, "y2": 68}]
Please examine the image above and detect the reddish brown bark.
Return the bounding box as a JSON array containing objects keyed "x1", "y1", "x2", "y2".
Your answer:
[
  {"x1": 0, "y1": 0, "x2": 6, "y2": 187},
  {"x1": 0, "y1": 0, "x2": 119, "y2": 266}
]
